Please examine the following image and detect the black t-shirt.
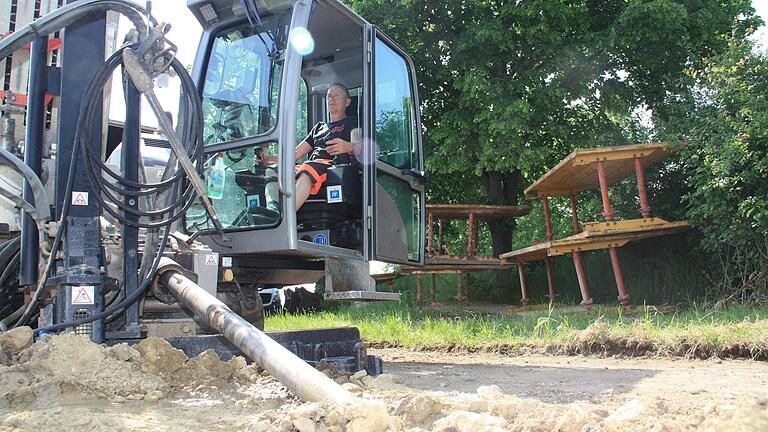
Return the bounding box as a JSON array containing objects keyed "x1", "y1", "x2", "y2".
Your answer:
[{"x1": 304, "y1": 115, "x2": 358, "y2": 165}]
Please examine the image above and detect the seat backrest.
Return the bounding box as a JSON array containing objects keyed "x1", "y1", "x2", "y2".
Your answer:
[{"x1": 345, "y1": 94, "x2": 362, "y2": 127}]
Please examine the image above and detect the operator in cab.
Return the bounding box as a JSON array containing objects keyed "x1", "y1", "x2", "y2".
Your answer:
[{"x1": 263, "y1": 83, "x2": 360, "y2": 210}]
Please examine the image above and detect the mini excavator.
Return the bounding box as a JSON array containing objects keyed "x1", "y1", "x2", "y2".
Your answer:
[{"x1": 0, "y1": 0, "x2": 425, "y2": 401}]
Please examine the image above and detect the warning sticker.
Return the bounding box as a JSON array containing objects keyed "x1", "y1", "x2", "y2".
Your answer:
[
  {"x1": 205, "y1": 254, "x2": 218, "y2": 266},
  {"x1": 72, "y1": 286, "x2": 95, "y2": 305},
  {"x1": 72, "y1": 192, "x2": 89, "y2": 206},
  {"x1": 222, "y1": 257, "x2": 232, "y2": 268}
]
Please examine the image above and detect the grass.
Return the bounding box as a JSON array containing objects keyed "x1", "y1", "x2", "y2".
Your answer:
[{"x1": 265, "y1": 303, "x2": 768, "y2": 359}]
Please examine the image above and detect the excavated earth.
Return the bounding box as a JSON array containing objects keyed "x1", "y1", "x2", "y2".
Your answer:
[{"x1": 0, "y1": 327, "x2": 766, "y2": 431}]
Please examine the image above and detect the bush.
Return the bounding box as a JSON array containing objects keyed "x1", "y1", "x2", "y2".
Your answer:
[{"x1": 675, "y1": 39, "x2": 768, "y2": 302}]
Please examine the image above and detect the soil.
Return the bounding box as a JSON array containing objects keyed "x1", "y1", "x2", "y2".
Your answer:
[
  {"x1": 1, "y1": 330, "x2": 767, "y2": 431},
  {"x1": 374, "y1": 348, "x2": 768, "y2": 406}
]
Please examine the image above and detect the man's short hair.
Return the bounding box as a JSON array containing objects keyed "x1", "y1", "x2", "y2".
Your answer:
[{"x1": 328, "y1": 83, "x2": 350, "y2": 99}]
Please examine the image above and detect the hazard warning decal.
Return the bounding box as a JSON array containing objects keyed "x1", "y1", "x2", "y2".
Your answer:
[
  {"x1": 72, "y1": 286, "x2": 95, "y2": 305},
  {"x1": 72, "y1": 191, "x2": 89, "y2": 206},
  {"x1": 205, "y1": 254, "x2": 218, "y2": 266}
]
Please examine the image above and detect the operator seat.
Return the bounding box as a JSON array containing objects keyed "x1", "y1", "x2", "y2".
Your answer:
[{"x1": 297, "y1": 95, "x2": 363, "y2": 249}]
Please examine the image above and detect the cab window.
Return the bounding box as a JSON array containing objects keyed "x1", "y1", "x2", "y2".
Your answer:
[{"x1": 201, "y1": 19, "x2": 287, "y2": 145}]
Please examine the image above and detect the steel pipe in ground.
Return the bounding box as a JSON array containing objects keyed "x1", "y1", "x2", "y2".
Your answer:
[{"x1": 157, "y1": 259, "x2": 355, "y2": 405}]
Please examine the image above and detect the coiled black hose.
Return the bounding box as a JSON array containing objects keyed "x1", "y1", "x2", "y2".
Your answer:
[
  {"x1": 77, "y1": 47, "x2": 203, "y2": 229},
  {"x1": 0, "y1": 238, "x2": 21, "y2": 320},
  {"x1": 10, "y1": 3, "x2": 205, "y2": 330}
]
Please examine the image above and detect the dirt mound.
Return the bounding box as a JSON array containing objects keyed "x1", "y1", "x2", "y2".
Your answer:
[{"x1": 0, "y1": 330, "x2": 260, "y2": 408}]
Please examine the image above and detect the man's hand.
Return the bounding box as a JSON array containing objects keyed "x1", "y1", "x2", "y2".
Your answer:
[
  {"x1": 261, "y1": 154, "x2": 278, "y2": 165},
  {"x1": 326, "y1": 138, "x2": 354, "y2": 155}
]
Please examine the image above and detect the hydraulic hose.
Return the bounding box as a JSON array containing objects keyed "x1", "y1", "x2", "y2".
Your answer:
[
  {"x1": 7, "y1": 1, "x2": 154, "y2": 329},
  {"x1": 76, "y1": 47, "x2": 202, "y2": 229},
  {"x1": 13, "y1": 3, "x2": 203, "y2": 329},
  {"x1": 0, "y1": 238, "x2": 21, "y2": 327}
]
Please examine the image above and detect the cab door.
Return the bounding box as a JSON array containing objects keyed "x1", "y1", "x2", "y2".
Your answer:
[{"x1": 368, "y1": 29, "x2": 426, "y2": 266}]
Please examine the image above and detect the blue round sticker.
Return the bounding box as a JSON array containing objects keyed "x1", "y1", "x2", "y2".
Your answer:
[{"x1": 313, "y1": 234, "x2": 329, "y2": 245}]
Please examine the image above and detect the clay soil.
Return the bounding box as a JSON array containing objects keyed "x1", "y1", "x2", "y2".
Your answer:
[{"x1": 1, "y1": 332, "x2": 767, "y2": 431}]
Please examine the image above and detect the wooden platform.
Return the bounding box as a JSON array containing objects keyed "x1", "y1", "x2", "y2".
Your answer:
[
  {"x1": 426, "y1": 204, "x2": 531, "y2": 219},
  {"x1": 403, "y1": 256, "x2": 516, "y2": 273},
  {"x1": 501, "y1": 218, "x2": 689, "y2": 262},
  {"x1": 524, "y1": 143, "x2": 676, "y2": 199}
]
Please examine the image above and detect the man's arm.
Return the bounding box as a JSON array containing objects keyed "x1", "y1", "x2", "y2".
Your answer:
[
  {"x1": 295, "y1": 141, "x2": 313, "y2": 160},
  {"x1": 261, "y1": 141, "x2": 312, "y2": 165},
  {"x1": 326, "y1": 128, "x2": 361, "y2": 156}
]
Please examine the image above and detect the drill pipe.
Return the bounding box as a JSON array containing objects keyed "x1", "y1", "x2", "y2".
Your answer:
[{"x1": 157, "y1": 259, "x2": 356, "y2": 405}]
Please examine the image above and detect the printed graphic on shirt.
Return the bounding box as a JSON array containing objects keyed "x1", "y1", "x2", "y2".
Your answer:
[{"x1": 304, "y1": 116, "x2": 358, "y2": 165}]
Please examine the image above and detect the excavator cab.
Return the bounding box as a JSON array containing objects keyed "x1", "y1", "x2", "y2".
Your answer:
[{"x1": 185, "y1": 0, "x2": 426, "y2": 298}]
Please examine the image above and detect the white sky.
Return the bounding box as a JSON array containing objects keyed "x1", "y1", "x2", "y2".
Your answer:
[{"x1": 753, "y1": 0, "x2": 768, "y2": 50}]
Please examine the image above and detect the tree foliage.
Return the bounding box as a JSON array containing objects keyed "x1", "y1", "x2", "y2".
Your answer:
[
  {"x1": 658, "y1": 38, "x2": 768, "y2": 301},
  {"x1": 348, "y1": 0, "x2": 758, "y2": 255}
]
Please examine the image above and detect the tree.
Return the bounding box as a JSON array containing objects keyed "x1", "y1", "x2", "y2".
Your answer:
[
  {"x1": 349, "y1": 0, "x2": 758, "y2": 255},
  {"x1": 656, "y1": 37, "x2": 768, "y2": 301}
]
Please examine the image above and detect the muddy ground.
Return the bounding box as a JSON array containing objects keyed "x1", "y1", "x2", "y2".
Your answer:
[{"x1": 0, "y1": 330, "x2": 767, "y2": 431}]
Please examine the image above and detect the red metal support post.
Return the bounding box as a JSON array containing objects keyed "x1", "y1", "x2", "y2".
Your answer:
[
  {"x1": 466, "y1": 272, "x2": 471, "y2": 303},
  {"x1": 572, "y1": 252, "x2": 593, "y2": 308},
  {"x1": 544, "y1": 257, "x2": 556, "y2": 303},
  {"x1": 570, "y1": 194, "x2": 581, "y2": 233},
  {"x1": 438, "y1": 218, "x2": 444, "y2": 255},
  {"x1": 427, "y1": 211, "x2": 435, "y2": 256},
  {"x1": 609, "y1": 247, "x2": 630, "y2": 306},
  {"x1": 466, "y1": 213, "x2": 476, "y2": 256},
  {"x1": 416, "y1": 273, "x2": 423, "y2": 304},
  {"x1": 569, "y1": 194, "x2": 592, "y2": 308},
  {"x1": 543, "y1": 196, "x2": 553, "y2": 241},
  {"x1": 456, "y1": 271, "x2": 463, "y2": 303},
  {"x1": 431, "y1": 273, "x2": 437, "y2": 306},
  {"x1": 596, "y1": 160, "x2": 614, "y2": 221},
  {"x1": 517, "y1": 260, "x2": 529, "y2": 307},
  {"x1": 634, "y1": 157, "x2": 652, "y2": 219},
  {"x1": 598, "y1": 159, "x2": 630, "y2": 305}
]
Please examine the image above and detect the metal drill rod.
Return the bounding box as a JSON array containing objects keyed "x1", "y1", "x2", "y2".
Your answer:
[
  {"x1": 144, "y1": 90, "x2": 224, "y2": 232},
  {"x1": 157, "y1": 259, "x2": 356, "y2": 405}
]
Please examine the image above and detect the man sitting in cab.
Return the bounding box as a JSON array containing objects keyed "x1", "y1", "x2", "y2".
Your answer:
[{"x1": 263, "y1": 83, "x2": 360, "y2": 210}]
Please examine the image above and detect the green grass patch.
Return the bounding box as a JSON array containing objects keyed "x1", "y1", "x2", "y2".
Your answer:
[{"x1": 266, "y1": 303, "x2": 768, "y2": 359}]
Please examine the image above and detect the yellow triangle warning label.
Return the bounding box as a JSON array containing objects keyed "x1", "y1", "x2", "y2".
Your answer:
[{"x1": 72, "y1": 286, "x2": 94, "y2": 305}]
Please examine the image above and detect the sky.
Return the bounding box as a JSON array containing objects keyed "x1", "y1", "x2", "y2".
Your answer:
[
  {"x1": 108, "y1": 0, "x2": 768, "y2": 126},
  {"x1": 754, "y1": 0, "x2": 768, "y2": 50}
]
